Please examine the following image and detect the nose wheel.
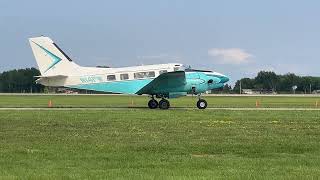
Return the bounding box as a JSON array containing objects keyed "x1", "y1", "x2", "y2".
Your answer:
[
  {"x1": 197, "y1": 99, "x2": 207, "y2": 109},
  {"x1": 196, "y1": 94, "x2": 207, "y2": 109}
]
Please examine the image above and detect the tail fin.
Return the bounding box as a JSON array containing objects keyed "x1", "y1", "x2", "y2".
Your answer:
[{"x1": 29, "y1": 36, "x2": 80, "y2": 76}]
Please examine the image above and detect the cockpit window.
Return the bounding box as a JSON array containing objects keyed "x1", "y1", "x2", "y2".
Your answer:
[
  {"x1": 185, "y1": 69, "x2": 213, "y2": 73},
  {"x1": 174, "y1": 67, "x2": 180, "y2": 71}
]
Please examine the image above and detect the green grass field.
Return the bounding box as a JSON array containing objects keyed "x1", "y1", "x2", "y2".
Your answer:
[
  {"x1": 1, "y1": 95, "x2": 320, "y2": 179},
  {"x1": 0, "y1": 95, "x2": 320, "y2": 108}
]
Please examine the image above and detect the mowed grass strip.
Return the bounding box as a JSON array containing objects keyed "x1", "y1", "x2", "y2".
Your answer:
[
  {"x1": 1, "y1": 110, "x2": 320, "y2": 179},
  {"x1": 0, "y1": 95, "x2": 320, "y2": 108}
]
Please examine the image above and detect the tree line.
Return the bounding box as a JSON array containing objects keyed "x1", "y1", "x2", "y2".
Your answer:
[
  {"x1": 232, "y1": 71, "x2": 320, "y2": 94},
  {"x1": 0, "y1": 68, "x2": 44, "y2": 93}
]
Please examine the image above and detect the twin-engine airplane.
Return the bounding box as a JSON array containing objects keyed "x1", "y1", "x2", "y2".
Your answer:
[{"x1": 29, "y1": 36, "x2": 229, "y2": 109}]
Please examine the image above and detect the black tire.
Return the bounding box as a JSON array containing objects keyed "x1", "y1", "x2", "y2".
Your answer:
[
  {"x1": 197, "y1": 99, "x2": 207, "y2": 109},
  {"x1": 148, "y1": 99, "x2": 158, "y2": 109},
  {"x1": 159, "y1": 99, "x2": 170, "y2": 110}
]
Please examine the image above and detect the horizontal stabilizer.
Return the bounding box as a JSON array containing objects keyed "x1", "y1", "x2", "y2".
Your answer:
[
  {"x1": 35, "y1": 75, "x2": 68, "y2": 86},
  {"x1": 34, "y1": 75, "x2": 68, "y2": 78}
]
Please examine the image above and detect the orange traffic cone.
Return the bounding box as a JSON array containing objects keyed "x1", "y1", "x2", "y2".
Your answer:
[
  {"x1": 256, "y1": 100, "x2": 260, "y2": 107},
  {"x1": 48, "y1": 100, "x2": 53, "y2": 108}
]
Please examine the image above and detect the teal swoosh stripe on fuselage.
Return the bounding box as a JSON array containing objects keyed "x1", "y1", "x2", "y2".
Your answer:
[
  {"x1": 68, "y1": 79, "x2": 153, "y2": 94},
  {"x1": 32, "y1": 41, "x2": 62, "y2": 73}
]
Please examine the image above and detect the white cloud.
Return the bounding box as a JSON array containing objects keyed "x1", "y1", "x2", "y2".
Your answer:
[{"x1": 208, "y1": 48, "x2": 254, "y2": 64}]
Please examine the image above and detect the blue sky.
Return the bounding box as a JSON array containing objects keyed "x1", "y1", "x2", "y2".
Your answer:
[{"x1": 1, "y1": 0, "x2": 320, "y2": 84}]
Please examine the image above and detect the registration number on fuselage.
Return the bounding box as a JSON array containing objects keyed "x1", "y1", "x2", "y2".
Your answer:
[{"x1": 80, "y1": 76, "x2": 103, "y2": 83}]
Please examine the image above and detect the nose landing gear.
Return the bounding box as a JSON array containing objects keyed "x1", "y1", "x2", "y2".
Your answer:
[
  {"x1": 196, "y1": 94, "x2": 207, "y2": 109},
  {"x1": 197, "y1": 99, "x2": 207, "y2": 109}
]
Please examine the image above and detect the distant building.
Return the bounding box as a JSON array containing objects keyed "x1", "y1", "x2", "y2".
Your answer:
[
  {"x1": 242, "y1": 89, "x2": 261, "y2": 94},
  {"x1": 242, "y1": 89, "x2": 276, "y2": 95},
  {"x1": 312, "y1": 90, "x2": 320, "y2": 94}
]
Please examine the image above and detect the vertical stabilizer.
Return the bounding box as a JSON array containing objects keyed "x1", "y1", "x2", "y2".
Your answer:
[{"x1": 29, "y1": 36, "x2": 80, "y2": 76}]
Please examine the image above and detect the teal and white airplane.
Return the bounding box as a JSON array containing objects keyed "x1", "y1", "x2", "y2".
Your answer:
[{"x1": 29, "y1": 36, "x2": 229, "y2": 109}]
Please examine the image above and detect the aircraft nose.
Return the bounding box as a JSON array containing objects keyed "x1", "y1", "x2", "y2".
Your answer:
[{"x1": 220, "y1": 75, "x2": 229, "y2": 83}]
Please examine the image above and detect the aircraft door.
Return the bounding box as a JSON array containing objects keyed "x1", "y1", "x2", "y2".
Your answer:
[{"x1": 186, "y1": 72, "x2": 201, "y2": 94}]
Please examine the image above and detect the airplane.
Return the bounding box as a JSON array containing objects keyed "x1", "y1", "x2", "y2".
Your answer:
[{"x1": 29, "y1": 36, "x2": 229, "y2": 109}]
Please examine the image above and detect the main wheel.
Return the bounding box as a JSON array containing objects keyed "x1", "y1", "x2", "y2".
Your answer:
[
  {"x1": 148, "y1": 99, "x2": 158, "y2": 109},
  {"x1": 197, "y1": 99, "x2": 207, "y2": 109},
  {"x1": 159, "y1": 99, "x2": 170, "y2": 110}
]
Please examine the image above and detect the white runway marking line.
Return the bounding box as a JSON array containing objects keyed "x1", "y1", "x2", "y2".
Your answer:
[{"x1": 0, "y1": 107, "x2": 319, "y2": 111}]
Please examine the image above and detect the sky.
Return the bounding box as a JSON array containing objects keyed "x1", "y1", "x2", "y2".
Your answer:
[{"x1": 0, "y1": 0, "x2": 320, "y2": 85}]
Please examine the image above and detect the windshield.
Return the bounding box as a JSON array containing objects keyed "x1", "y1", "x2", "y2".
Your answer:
[{"x1": 182, "y1": 65, "x2": 213, "y2": 72}]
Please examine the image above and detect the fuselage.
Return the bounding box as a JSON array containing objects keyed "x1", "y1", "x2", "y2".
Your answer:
[{"x1": 37, "y1": 63, "x2": 229, "y2": 97}]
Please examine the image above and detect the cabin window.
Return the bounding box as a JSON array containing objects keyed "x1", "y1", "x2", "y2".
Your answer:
[
  {"x1": 107, "y1": 75, "x2": 116, "y2": 81},
  {"x1": 174, "y1": 67, "x2": 180, "y2": 71},
  {"x1": 148, "y1": 71, "x2": 155, "y2": 77},
  {"x1": 134, "y1": 71, "x2": 155, "y2": 79},
  {"x1": 120, "y1": 74, "x2": 129, "y2": 80},
  {"x1": 159, "y1": 70, "x2": 167, "y2": 74}
]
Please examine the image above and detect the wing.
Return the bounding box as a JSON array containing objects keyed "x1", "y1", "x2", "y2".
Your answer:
[{"x1": 136, "y1": 71, "x2": 186, "y2": 95}]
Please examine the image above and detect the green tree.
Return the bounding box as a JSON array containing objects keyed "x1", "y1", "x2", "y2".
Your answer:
[
  {"x1": 254, "y1": 71, "x2": 279, "y2": 91},
  {"x1": 233, "y1": 71, "x2": 320, "y2": 94},
  {"x1": 233, "y1": 78, "x2": 255, "y2": 93},
  {"x1": 0, "y1": 68, "x2": 44, "y2": 93},
  {"x1": 222, "y1": 84, "x2": 232, "y2": 93},
  {"x1": 278, "y1": 73, "x2": 300, "y2": 92},
  {"x1": 301, "y1": 77, "x2": 312, "y2": 93}
]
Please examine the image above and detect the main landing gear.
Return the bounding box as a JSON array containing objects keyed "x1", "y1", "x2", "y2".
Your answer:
[
  {"x1": 159, "y1": 99, "x2": 170, "y2": 110},
  {"x1": 148, "y1": 99, "x2": 158, "y2": 109},
  {"x1": 148, "y1": 96, "x2": 170, "y2": 110}
]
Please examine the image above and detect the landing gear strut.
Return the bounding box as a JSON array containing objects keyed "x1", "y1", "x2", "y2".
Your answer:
[{"x1": 196, "y1": 94, "x2": 207, "y2": 109}]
